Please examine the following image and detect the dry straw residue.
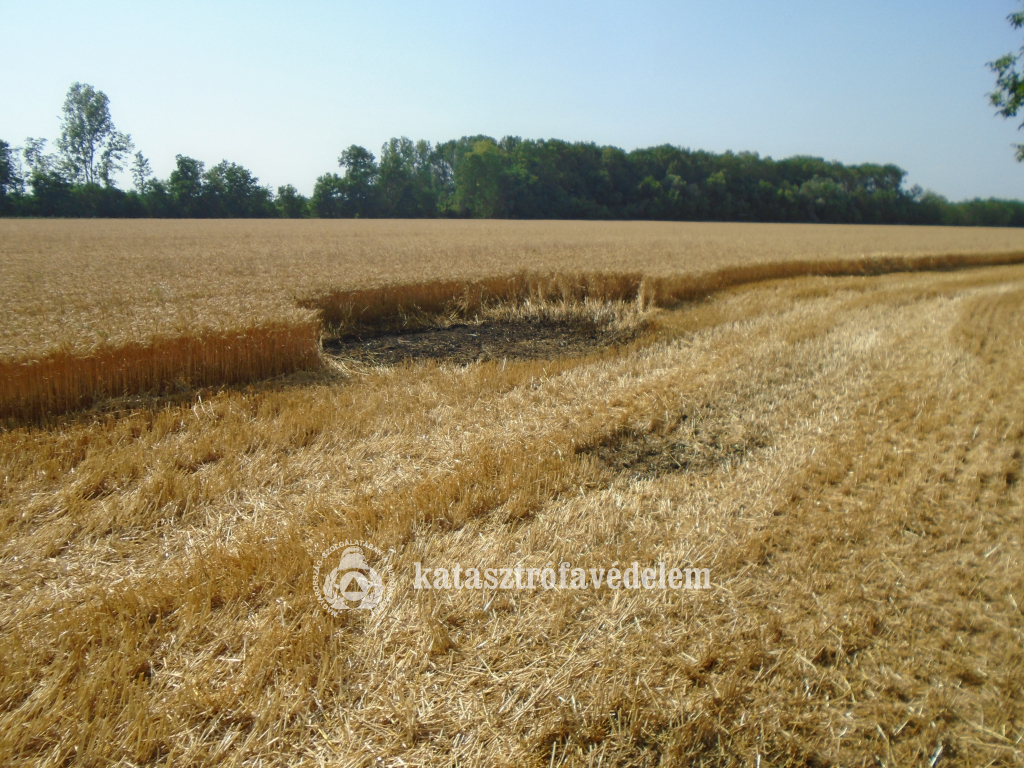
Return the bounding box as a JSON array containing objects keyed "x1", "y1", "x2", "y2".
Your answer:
[{"x1": 0, "y1": 254, "x2": 1022, "y2": 765}]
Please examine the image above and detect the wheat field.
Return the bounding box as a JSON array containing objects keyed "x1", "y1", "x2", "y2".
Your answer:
[
  {"x1": 1, "y1": 221, "x2": 1023, "y2": 766},
  {"x1": 4, "y1": 219, "x2": 1024, "y2": 423},
  {"x1": 5, "y1": 219, "x2": 1024, "y2": 359}
]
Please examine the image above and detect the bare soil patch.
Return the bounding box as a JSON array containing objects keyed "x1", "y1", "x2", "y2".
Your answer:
[{"x1": 324, "y1": 319, "x2": 638, "y2": 365}]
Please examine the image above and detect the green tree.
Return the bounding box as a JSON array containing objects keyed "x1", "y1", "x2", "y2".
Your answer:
[
  {"x1": 429, "y1": 141, "x2": 458, "y2": 215},
  {"x1": 377, "y1": 137, "x2": 443, "y2": 217},
  {"x1": 130, "y1": 152, "x2": 153, "y2": 193},
  {"x1": 0, "y1": 140, "x2": 19, "y2": 197},
  {"x1": 19, "y1": 138, "x2": 69, "y2": 215},
  {"x1": 202, "y1": 160, "x2": 274, "y2": 217},
  {"x1": 276, "y1": 184, "x2": 308, "y2": 218},
  {"x1": 28, "y1": 170, "x2": 73, "y2": 216},
  {"x1": 22, "y1": 138, "x2": 57, "y2": 177},
  {"x1": 56, "y1": 83, "x2": 134, "y2": 186},
  {"x1": 138, "y1": 178, "x2": 172, "y2": 217},
  {"x1": 339, "y1": 145, "x2": 379, "y2": 217},
  {"x1": 311, "y1": 173, "x2": 346, "y2": 218},
  {"x1": 98, "y1": 132, "x2": 135, "y2": 187},
  {"x1": 799, "y1": 176, "x2": 851, "y2": 222},
  {"x1": 989, "y1": 3, "x2": 1024, "y2": 160},
  {"x1": 377, "y1": 137, "x2": 418, "y2": 217},
  {"x1": 454, "y1": 140, "x2": 508, "y2": 218},
  {"x1": 168, "y1": 155, "x2": 205, "y2": 216}
]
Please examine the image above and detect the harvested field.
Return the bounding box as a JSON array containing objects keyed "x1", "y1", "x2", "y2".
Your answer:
[{"x1": 1, "y1": 246, "x2": 1022, "y2": 765}]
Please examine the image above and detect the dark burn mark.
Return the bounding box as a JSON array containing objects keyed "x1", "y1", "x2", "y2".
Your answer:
[{"x1": 324, "y1": 320, "x2": 638, "y2": 366}]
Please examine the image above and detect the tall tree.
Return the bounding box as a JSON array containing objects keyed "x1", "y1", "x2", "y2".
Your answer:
[
  {"x1": 131, "y1": 152, "x2": 153, "y2": 193},
  {"x1": 0, "y1": 140, "x2": 19, "y2": 197},
  {"x1": 56, "y1": 83, "x2": 134, "y2": 185},
  {"x1": 989, "y1": 3, "x2": 1024, "y2": 160},
  {"x1": 311, "y1": 173, "x2": 346, "y2": 218},
  {"x1": 338, "y1": 145, "x2": 380, "y2": 217},
  {"x1": 275, "y1": 184, "x2": 308, "y2": 218},
  {"x1": 378, "y1": 137, "x2": 441, "y2": 217},
  {"x1": 168, "y1": 155, "x2": 205, "y2": 217},
  {"x1": 454, "y1": 139, "x2": 509, "y2": 218},
  {"x1": 22, "y1": 138, "x2": 56, "y2": 177},
  {"x1": 98, "y1": 132, "x2": 135, "y2": 187},
  {"x1": 430, "y1": 140, "x2": 458, "y2": 214},
  {"x1": 377, "y1": 137, "x2": 417, "y2": 217}
]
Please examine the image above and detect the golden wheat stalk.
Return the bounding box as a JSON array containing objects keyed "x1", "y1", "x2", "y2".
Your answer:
[{"x1": 0, "y1": 322, "x2": 320, "y2": 423}]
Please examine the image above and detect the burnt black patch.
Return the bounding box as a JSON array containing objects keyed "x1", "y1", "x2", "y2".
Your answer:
[
  {"x1": 579, "y1": 412, "x2": 771, "y2": 479},
  {"x1": 324, "y1": 319, "x2": 638, "y2": 366}
]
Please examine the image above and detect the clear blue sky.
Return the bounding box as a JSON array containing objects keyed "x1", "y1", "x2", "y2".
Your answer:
[{"x1": 2, "y1": 0, "x2": 1023, "y2": 200}]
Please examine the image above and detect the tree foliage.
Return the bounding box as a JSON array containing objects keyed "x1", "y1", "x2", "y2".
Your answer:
[
  {"x1": 275, "y1": 185, "x2": 308, "y2": 218},
  {"x1": 161, "y1": 155, "x2": 275, "y2": 218},
  {"x1": 56, "y1": 83, "x2": 134, "y2": 186},
  {"x1": 2, "y1": 80, "x2": 1023, "y2": 224},
  {"x1": 0, "y1": 140, "x2": 18, "y2": 197},
  {"x1": 131, "y1": 152, "x2": 153, "y2": 193},
  {"x1": 168, "y1": 155, "x2": 205, "y2": 217},
  {"x1": 989, "y1": 3, "x2": 1024, "y2": 160},
  {"x1": 22, "y1": 138, "x2": 56, "y2": 178}
]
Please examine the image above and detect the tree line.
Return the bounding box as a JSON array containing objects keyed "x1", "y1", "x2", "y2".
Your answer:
[{"x1": 2, "y1": 83, "x2": 1022, "y2": 226}]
